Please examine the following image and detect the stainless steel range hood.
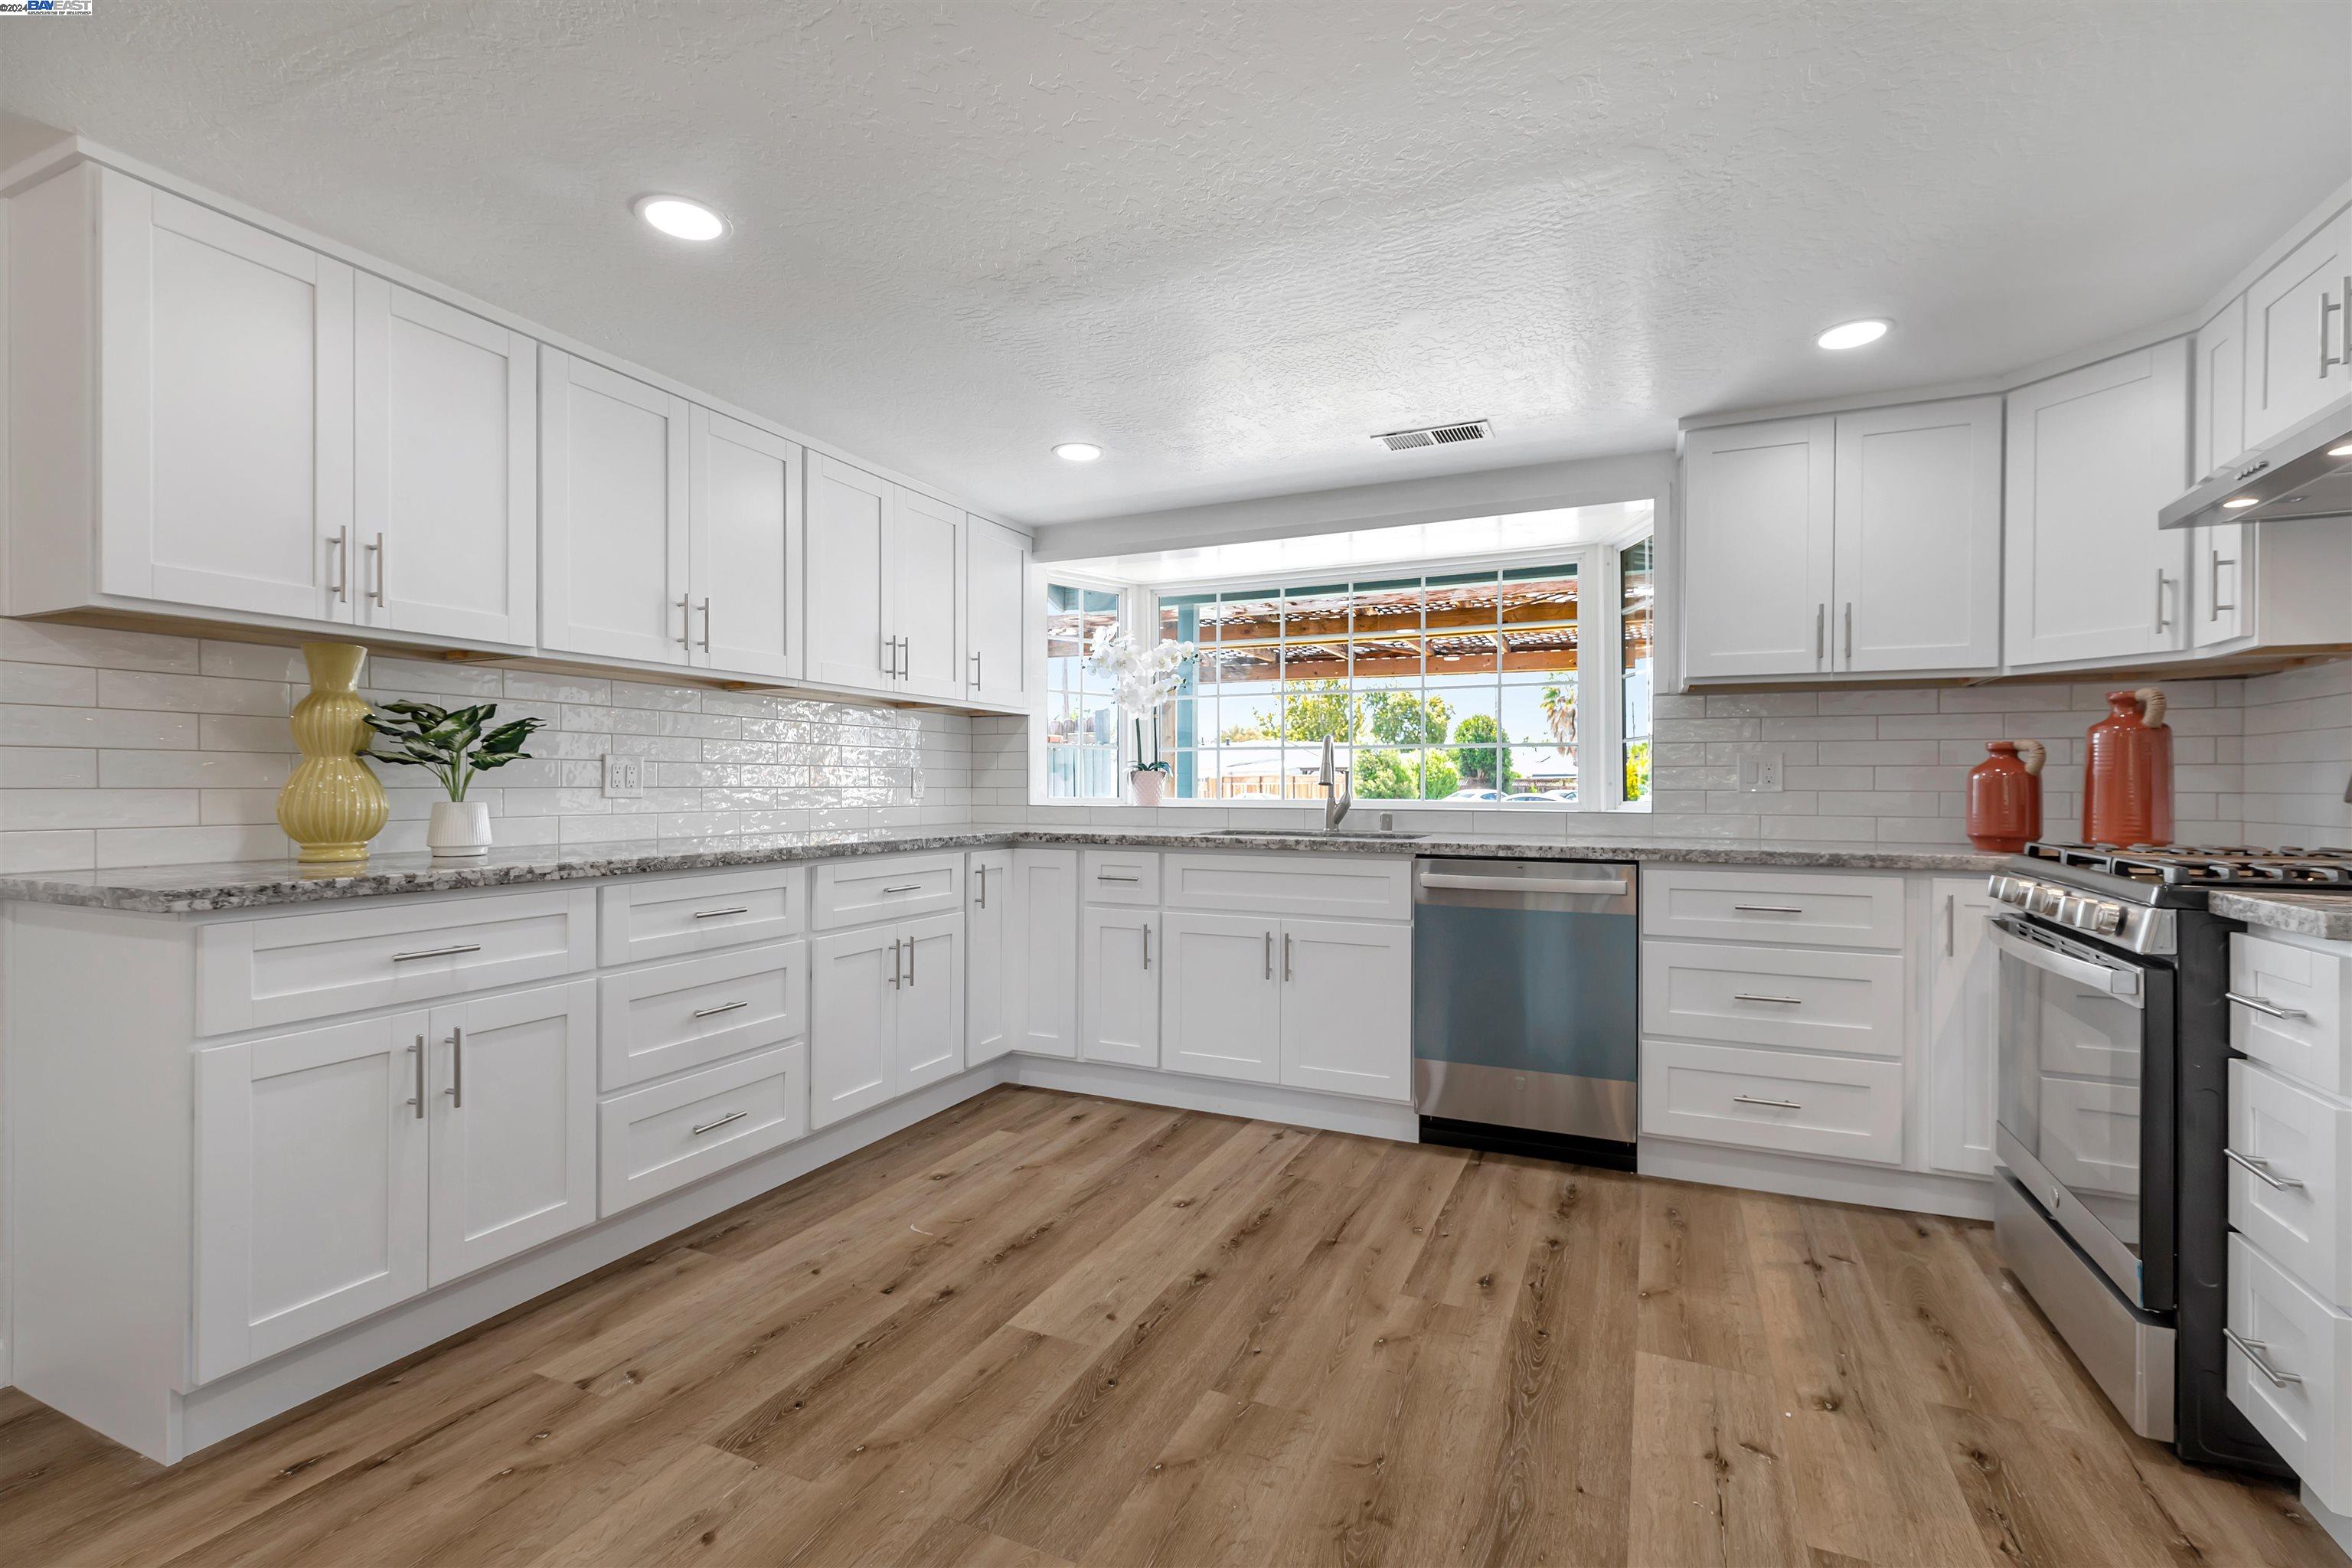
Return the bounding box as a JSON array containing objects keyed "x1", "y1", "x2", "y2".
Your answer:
[{"x1": 2160, "y1": 392, "x2": 2352, "y2": 530}]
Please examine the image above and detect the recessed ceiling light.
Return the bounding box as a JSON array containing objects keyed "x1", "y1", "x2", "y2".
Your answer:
[
  {"x1": 2223, "y1": 496, "x2": 2260, "y2": 509},
  {"x1": 634, "y1": 195, "x2": 727, "y2": 242},
  {"x1": 1054, "y1": 443, "x2": 1103, "y2": 462},
  {"x1": 2330, "y1": 443, "x2": 2352, "y2": 458},
  {"x1": 1816, "y1": 318, "x2": 1890, "y2": 351}
]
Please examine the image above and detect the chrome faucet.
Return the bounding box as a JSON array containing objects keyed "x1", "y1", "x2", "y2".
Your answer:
[{"x1": 1318, "y1": 735, "x2": 1353, "y2": 832}]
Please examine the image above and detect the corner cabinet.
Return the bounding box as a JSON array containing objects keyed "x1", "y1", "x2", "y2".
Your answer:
[
  {"x1": 1681, "y1": 397, "x2": 2000, "y2": 680},
  {"x1": 2004, "y1": 341, "x2": 2193, "y2": 668},
  {"x1": 965, "y1": 518, "x2": 1031, "y2": 707}
]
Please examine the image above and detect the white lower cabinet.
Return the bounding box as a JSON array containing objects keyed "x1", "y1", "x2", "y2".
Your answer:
[
  {"x1": 1010, "y1": 848, "x2": 1079, "y2": 1058},
  {"x1": 598, "y1": 1044, "x2": 808, "y2": 1215},
  {"x1": 193, "y1": 977, "x2": 596, "y2": 1382},
  {"x1": 596, "y1": 939, "x2": 805, "y2": 1089},
  {"x1": 1082, "y1": 905, "x2": 1160, "y2": 1069},
  {"x1": 1640, "y1": 1039, "x2": 1905, "y2": 1163},
  {"x1": 809, "y1": 913, "x2": 965, "y2": 1129},
  {"x1": 1924, "y1": 878, "x2": 2000, "y2": 1177},
  {"x1": 2229, "y1": 1232, "x2": 2352, "y2": 1508},
  {"x1": 966, "y1": 849, "x2": 1014, "y2": 1065},
  {"x1": 1159, "y1": 911, "x2": 1410, "y2": 1100}
]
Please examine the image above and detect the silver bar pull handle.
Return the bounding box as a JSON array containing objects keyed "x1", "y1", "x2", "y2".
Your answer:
[
  {"x1": 2154, "y1": 570, "x2": 2171, "y2": 635},
  {"x1": 693, "y1": 906, "x2": 750, "y2": 920},
  {"x1": 393, "y1": 942, "x2": 483, "y2": 962},
  {"x1": 1264, "y1": 931, "x2": 1273, "y2": 981},
  {"x1": 1944, "y1": 893, "x2": 1956, "y2": 958},
  {"x1": 970, "y1": 650, "x2": 982, "y2": 689},
  {"x1": 975, "y1": 865, "x2": 987, "y2": 909},
  {"x1": 408, "y1": 1036, "x2": 426, "y2": 1119},
  {"x1": 1733, "y1": 993, "x2": 1803, "y2": 1005},
  {"x1": 692, "y1": 1109, "x2": 748, "y2": 1138},
  {"x1": 1283, "y1": 932, "x2": 1293, "y2": 982},
  {"x1": 1142, "y1": 922, "x2": 1152, "y2": 970},
  {"x1": 909, "y1": 935, "x2": 917, "y2": 986},
  {"x1": 1815, "y1": 603, "x2": 1824, "y2": 665},
  {"x1": 2225, "y1": 1327, "x2": 2302, "y2": 1387},
  {"x1": 1843, "y1": 601, "x2": 1853, "y2": 665},
  {"x1": 698, "y1": 596, "x2": 713, "y2": 652},
  {"x1": 678, "y1": 595, "x2": 693, "y2": 648},
  {"x1": 366, "y1": 532, "x2": 387, "y2": 608},
  {"x1": 1096, "y1": 873, "x2": 1142, "y2": 883},
  {"x1": 692, "y1": 999, "x2": 750, "y2": 1020},
  {"x1": 2226, "y1": 1147, "x2": 2305, "y2": 1190},
  {"x1": 329, "y1": 526, "x2": 350, "y2": 602},
  {"x1": 889, "y1": 938, "x2": 902, "y2": 988},
  {"x1": 1733, "y1": 1094, "x2": 1803, "y2": 1111},
  {"x1": 2226, "y1": 991, "x2": 2309, "y2": 1021},
  {"x1": 445, "y1": 1027, "x2": 463, "y2": 1109},
  {"x1": 2210, "y1": 548, "x2": 2236, "y2": 620},
  {"x1": 1732, "y1": 903, "x2": 1805, "y2": 914},
  {"x1": 2324, "y1": 288, "x2": 2345, "y2": 374},
  {"x1": 882, "y1": 884, "x2": 923, "y2": 893}
]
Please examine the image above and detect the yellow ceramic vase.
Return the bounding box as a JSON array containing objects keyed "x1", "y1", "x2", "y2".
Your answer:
[{"x1": 276, "y1": 642, "x2": 390, "y2": 864}]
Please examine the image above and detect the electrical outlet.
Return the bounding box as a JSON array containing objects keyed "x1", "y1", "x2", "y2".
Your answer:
[
  {"x1": 1737, "y1": 752, "x2": 1784, "y2": 793},
  {"x1": 603, "y1": 754, "x2": 643, "y2": 798}
]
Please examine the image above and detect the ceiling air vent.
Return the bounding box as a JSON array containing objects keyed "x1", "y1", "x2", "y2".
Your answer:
[{"x1": 1373, "y1": 419, "x2": 1491, "y2": 451}]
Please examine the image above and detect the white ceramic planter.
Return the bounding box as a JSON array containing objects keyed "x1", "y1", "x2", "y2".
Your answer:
[
  {"x1": 426, "y1": 799, "x2": 493, "y2": 857},
  {"x1": 1130, "y1": 769, "x2": 1165, "y2": 807}
]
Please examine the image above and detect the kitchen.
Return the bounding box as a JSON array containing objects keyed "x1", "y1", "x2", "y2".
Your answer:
[{"x1": 4, "y1": 5, "x2": 2352, "y2": 1565}]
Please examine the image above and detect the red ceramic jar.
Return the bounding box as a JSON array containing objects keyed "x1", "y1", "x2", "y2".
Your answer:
[
  {"x1": 1966, "y1": 740, "x2": 2043, "y2": 852},
  {"x1": 2083, "y1": 688, "x2": 2173, "y2": 847}
]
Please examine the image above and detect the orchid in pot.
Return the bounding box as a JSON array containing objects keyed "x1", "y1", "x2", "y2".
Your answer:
[{"x1": 1086, "y1": 626, "x2": 1199, "y2": 806}]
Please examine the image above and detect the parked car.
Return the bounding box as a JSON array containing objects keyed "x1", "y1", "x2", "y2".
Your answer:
[
  {"x1": 1446, "y1": 788, "x2": 1501, "y2": 802},
  {"x1": 1502, "y1": 792, "x2": 1556, "y2": 804}
]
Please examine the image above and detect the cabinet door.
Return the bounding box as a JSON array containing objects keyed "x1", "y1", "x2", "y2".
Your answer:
[
  {"x1": 1924, "y1": 880, "x2": 1999, "y2": 1177},
  {"x1": 966, "y1": 518, "x2": 1031, "y2": 705},
  {"x1": 194, "y1": 1014, "x2": 428, "y2": 1381},
  {"x1": 892, "y1": 486, "x2": 967, "y2": 700},
  {"x1": 1681, "y1": 416, "x2": 1835, "y2": 678},
  {"x1": 539, "y1": 348, "x2": 690, "y2": 664},
  {"x1": 1012, "y1": 848, "x2": 1080, "y2": 1058},
  {"x1": 1083, "y1": 906, "x2": 1159, "y2": 1069},
  {"x1": 688, "y1": 407, "x2": 802, "y2": 680},
  {"x1": 806, "y1": 455, "x2": 893, "y2": 689},
  {"x1": 2244, "y1": 207, "x2": 2352, "y2": 449},
  {"x1": 426, "y1": 978, "x2": 596, "y2": 1285},
  {"x1": 1831, "y1": 397, "x2": 2001, "y2": 673},
  {"x1": 966, "y1": 851, "x2": 1015, "y2": 1064},
  {"x1": 2004, "y1": 342, "x2": 2193, "y2": 667},
  {"x1": 354, "y1": 278, "x2": 537, "y2": 645},
  {"x1": 2194, "y1": 519, "x2": 2253, "y2": 649},
  {"x1": 895, "y1": 913, "x2": 965, "y2": 1091},
  {"x1": 1278, "y1": 918, "x2": 1410, "y2": 1100},
  {"x1": 2194, "y1": 296, "x2": 2249, "y2": 482},
  {"x1": 809, "y1": 924, "x2": 897, "y2": 1129},
  {"x1": 97, "y1": 171, "x2": 352, "y2": 621},
  {"x1": 1160, "y1": 912, "x2": 1280, "y2": 1085}
]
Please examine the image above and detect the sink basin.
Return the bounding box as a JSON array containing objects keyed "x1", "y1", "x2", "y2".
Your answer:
[{"x1": 1210, "y1": 828, "x2": 1428, "y2": 841}]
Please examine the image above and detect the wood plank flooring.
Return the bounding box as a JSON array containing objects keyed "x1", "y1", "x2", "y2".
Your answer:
[{"x1": 2, "y1": 1086, "x2": 2341, "y2": 1568}]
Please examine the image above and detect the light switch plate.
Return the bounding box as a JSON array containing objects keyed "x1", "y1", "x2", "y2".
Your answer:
[
  {"x1": 1737, "y1": 752, "x2": 1783, "y2": 792},
  {"x1": 603, "y1": 754, "x2": 644, "y2": 798}
]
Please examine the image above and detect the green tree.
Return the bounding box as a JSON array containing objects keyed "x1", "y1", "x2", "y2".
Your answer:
[
  {"x1": 1278, "y1": 680, "x2": 1361, "y2": 742},
  {"x1": 1625, "y1": 739, "x2": 1651, "y2": 803},
  {"x1": 1452, "y1": 713, "x2": 1514, "y2": 790},
  {"x1": 1540, "y1": 684, "x2": 1576, "y2": 748},
  {"x1": 1417, "y1": 748, "x2": 1460, "y2": 799},
  {"x1": 1365, "y1": 690, "x2": 1452, "y2": 746},
  {"x1": 1354, "y1": 750, "x2": 1418, "y2": 799}
]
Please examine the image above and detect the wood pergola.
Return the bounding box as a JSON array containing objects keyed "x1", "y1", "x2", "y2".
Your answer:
[{"x1": 1177, "y1": 580, "x2": 1582, "y2": 683}]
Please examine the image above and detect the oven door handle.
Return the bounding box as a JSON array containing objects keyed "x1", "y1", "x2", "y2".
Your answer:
[{"x1": 1987, "y1": 916, "x2": 2144, "y2": 1008}]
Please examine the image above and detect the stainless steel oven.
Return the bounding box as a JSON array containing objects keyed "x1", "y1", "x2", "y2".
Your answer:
[{"x1": 1990, "y1": 912, "x2": 2175, "y2": 1312}]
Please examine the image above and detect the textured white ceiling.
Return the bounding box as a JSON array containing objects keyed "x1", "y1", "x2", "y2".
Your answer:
[{"x1": 7, "y1": 2, "x2": 2347, "y2": 527}]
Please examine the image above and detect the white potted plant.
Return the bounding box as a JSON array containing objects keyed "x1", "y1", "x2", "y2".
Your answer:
[
  {"x1": 364, "y1": 700, "x2": 545, "y2": 857},
  {"x1": 1086, "y1": 626, "x2": 1199, "y2": 807}
]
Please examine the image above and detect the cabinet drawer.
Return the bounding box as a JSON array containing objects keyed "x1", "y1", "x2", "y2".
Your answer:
[
  {"x1": 1640, "y1": 939, "x2": 1904, "y2": 1057},
  {"x1": 2231, "y1": 1059, "x2": 2352, "y2": 1306},
  {"x1": 1641, "y1": 1038, "x2": 1903, "y2": 1163},
  {"x1": 2231, "y1": 933, "x2": 2350, "y2": 1096},
  {"x1": 1642, "y1": 868, "x2": 1906, "y2": 949},
  {"x1": 1162, "y1": 852, "x2": 1410, "y2": 921},
  {"x1": 597, "y1": 1043, "x2": 807, "y2": 1215},
  {"x1": 811, "y1": 854, "x2": 962, "y2": 929},
  {"x1": 198, "y1": 888, "x2": 596, "y2": 1035},
  {"x1": 2227, "y1": 1233, "x2": 2352, "y2": 1509},
  {"x1": 1082, "y1": 849, "x2": 1161, "y2": 906},
  {"x1": 598, "y1": 866, "x2": 803, "y2": 965},
  {"x1": 596, "y1": 939, "x2": 806, "y2": 1090}
]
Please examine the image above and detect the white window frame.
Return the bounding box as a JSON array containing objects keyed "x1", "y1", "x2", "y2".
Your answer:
[{"x1": 1027, "y1": 567, "x2": 1137, "y2": 804}]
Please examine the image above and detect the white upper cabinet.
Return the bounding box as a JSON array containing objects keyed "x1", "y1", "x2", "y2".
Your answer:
[
  {"x1": 965, "y1": 518, "x2": 1031, "y2": 707},
  {"x1": 806, "y1": 455, "x2": 894, "y2": 689},
  {"x1": 96, "y1": 168, "x2": 354, "y2": 622},
  {"x1": 1830, "y1": 397, "x2": 2002, "y2": 673},
  {"x1": 891, "y1": 486, "x2": 967, "y2": 701},
  {"x1": 1681, "y1": 416, "x2": 1835, "y2": 678},
  {"x1": 539, "y1": 348, "x2": 691, "y2": 665},
  {"x1": 354, "y1": 278, "x2": 537, "y2": 646},
  {"x1": 688, "y1": 407, "x2": 802, "y2": 681},
  {"x1": 2003, "y1": 341, "x2": 2193, "y2": 668},
  {"x1": 2194, "y1": 296, "x2": 2251, "y2": 482},
  {"x1": 2243, "y1": 205, "x2": 2352, "y2": 449}
]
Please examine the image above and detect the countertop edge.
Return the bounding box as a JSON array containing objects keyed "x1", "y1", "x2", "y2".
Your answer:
[
  {"x1": 2207, "y1": 890, "x2": 2352, "y2": 942},
  {"x1": 0, "y1": 828, "x2": 2010, "y2": 913}
]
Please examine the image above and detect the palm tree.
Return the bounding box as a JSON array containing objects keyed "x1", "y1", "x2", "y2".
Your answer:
[{"x1": 1540, "y1": 684, "x2": 1576, "y2": 750}]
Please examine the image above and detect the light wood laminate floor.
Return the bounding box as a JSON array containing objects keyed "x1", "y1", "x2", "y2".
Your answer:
[{"x1": 3, "y1": 1086, "x2": 2342, "y2": 1567}]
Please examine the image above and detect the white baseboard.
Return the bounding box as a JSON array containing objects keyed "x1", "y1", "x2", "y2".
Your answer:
[
  {"x1": 1008, "y1": 1056, "x2": 1420, "y2": 1142},
  {"x1": 1638, "y1": 1136, "x2": 1996, "y2": 1221},
  {"x1": 170, "y1": 1063, "x2": 1011, "y2": 1462},
  {"x1": 2307, "y1": 1485, "x2": 2352, "y2": 1558}
]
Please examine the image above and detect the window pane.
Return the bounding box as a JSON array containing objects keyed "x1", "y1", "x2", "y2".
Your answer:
[
  {"x1": 1499, "y1": 571, "x2": 1578, "y2": 681},
  {"x1": 1621, "y1": 537, "x2": 1655, "y2": 807},
  {"x1": 1354, "y1": 747, "x2": 1419, "y2": 800}
]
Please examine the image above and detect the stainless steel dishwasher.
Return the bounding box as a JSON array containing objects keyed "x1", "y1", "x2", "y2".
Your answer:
[{"x1": 1411, "y1": 857, "x2": 1638, "y2": 1168}]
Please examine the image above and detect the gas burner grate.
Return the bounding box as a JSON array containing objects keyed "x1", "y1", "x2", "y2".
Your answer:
[{"x1": 2021, "y1": 841, "x2": 2352, "y2": 887}]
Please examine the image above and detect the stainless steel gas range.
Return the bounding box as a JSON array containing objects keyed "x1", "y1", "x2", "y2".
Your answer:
[{"x1": 1988, "y1": 842, "x2": 2351, "y2": 1477}]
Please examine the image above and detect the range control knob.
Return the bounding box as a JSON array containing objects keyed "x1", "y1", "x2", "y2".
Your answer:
[{"x1": 2091, "y1": 903, "x2": 2124, "y2": 936}]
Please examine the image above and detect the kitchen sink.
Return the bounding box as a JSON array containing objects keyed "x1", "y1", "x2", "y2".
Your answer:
[{"x1": 1209, "y1": 828, "x2": 1429, "y2": 841}]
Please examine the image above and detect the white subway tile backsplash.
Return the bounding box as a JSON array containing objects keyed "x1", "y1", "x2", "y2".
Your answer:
[
  {"x1": 97, "y1": 670, "x2": 289, "y2": 717},
  {"x1": 1, "y1": 664, "x2": 97, "y2": 706},
  {"x1": 2, "y1": 705, "x2": 199, "y2": 750}
]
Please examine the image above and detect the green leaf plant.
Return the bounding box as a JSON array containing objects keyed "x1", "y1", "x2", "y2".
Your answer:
[{"x1": 362, "y1": 700, "x2": 544, "y2": 802}]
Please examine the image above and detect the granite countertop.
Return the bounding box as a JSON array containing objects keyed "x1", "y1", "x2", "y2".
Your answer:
[
  {"x1": 0, "y1": 826, "x2": 2007, "y2": 914},
  {"x1": 2207, "y1": 890, "x2": 2352, "y2": 943}
]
